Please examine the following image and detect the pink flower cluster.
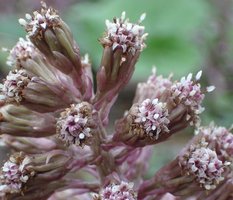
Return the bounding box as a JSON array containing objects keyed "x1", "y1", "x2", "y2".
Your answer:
[
  {"x1": 104, "y1": 12, "x2": 147, "y2": 53},
  {"x1": 134, "y1": 98, "x2": 169, "y2": 140},
  {"x1": 0, "y1": 153, "x2": 31, "y2": 195},
  {"x1": 19, "y1": 2, "x2": 60, "y2": 37},
  {"x1": 201, "y1": 124, "x2": 233, "y2": 161},
  {"x1": 57, "y1": 102, "x2": 95, "y2": 146},
  {"x1": 2, "y1": 69, "x2": 30, "y2": 102},
  {"x1": 0, "y1": 2, "x2": 232, "y2": 200},
  {"x1": 98, "y1": 181, "x2": 136, "y2": 200},
  {"x1": 6, "y1": 38, "x2": 35, "y2": 67},
  {"x1": 182, "y1": 146, "x2": 225, "y2": 190}
]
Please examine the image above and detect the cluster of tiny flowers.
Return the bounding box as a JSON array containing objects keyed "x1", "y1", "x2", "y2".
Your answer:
[
  {"x1": 104, "y1": 12, "x2": 148, "y2": 54},
  {"x1": 19, "y1": 2, "x2": 60, "y2": 37},
  {"x1": 1, "y1": 69, "x2": 30, "y2": 102},
  {"x1": 146, "y1": 69, "x2": 172, "y2": 94},
  {"x1": 181, "y1": 146, "x2": 225, "y2": 190},
  {"x1": 98, "y1": 182, "x2": 136, "y2": 200},
  {"x1": 171, "y1": 71, "x2": 208, "y2": 125},
  {"x1": 6, "y1": 37, "x2": 35, "y2": 68},
  {"x1": 134, "y1": 98, "x2": 170, "y2": 140},
  {"x1": 1, "y1": 2, "x2": 232, "y2": 199},
  {"x1": 56, "y1": 102, "x2": 94, "y2": 146},
  {"x1": 135, "y1": 68, "x2": 172, "y2": 102},
  {"x1": 0, "y1": 154, "x2": 31, "y2": 194},
  {"x1": 201, "y1": 125, "x2": 233, "y2": 161}
]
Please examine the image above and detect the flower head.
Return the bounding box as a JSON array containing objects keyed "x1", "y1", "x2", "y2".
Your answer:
[
  {"x1": 134, "y1": 67, "x2": 172, "y2": 103},
  {"x1": 99, "y1": 181, "x2": 136, "y2": 200},
  {"x1": 131, "y1": 98, "x2": 170, "y2": 140},
  {"x1": 0, "y1": 153, "x2": 32, "y2": 195},
  {"x1": 171, "y1": 72, "x2": 204, "y2": 112},
  {"x1": 170, "y1": 71, "x2": 211, "y2": 125},
  {"x1": 102, "y1": 12, "x2": 147, "y2": 54},
  {"x1": 1, "y1": 69, "x2": 31, "y2": 102},
  {"x1": 200, "y1": 124, "x2": 233, "y2": 161},
  {"x1": 19, "y1": 2, "x2": 60, "y2": 37},
  {"x1": 57, "y1": 102, "x2": 96, "y2": 146},
  {"x1": 6, "y1": 37, "x2": 35, "y2": 68},
  {"x1": 180, "y1": 146, "x2": 225, "y2": 190}
]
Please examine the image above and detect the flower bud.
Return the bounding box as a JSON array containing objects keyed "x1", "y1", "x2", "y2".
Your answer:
[
  {"x1": 18, "y1": 2, "x2": 84, "y2": 83},
  {"x1": 5, "y1": 37, "x2": 59, "y2": 87},
  {"x1": 95, "y1": 12, "x2": 147, "y2": 116},
  {"x1": 6, "y1": 38, "x2": 61, "y2": 84},
  {"x1": 19, "y1": 3, "x2": 68, "y2": 51},
  {"x1": 197, "y1": 123, "x2": 233, "y2": 162},
  {"x1": 23, "y1": 77, "x2": 73, "y2": 112},
  {"x1": 1, "y1": 135, "x2": 63, "y2": 154},
  {"x1": 0, "y1": 70, "x2": 70, "y2": 112},
  {"x1": 102, "y1": 12, "x2": 147, "y2": 53},
  {"x1": 0, "y1": 104, "x2": 56, "y2": 137},
  {"x1": 0, "y1": 150, "x2": 72, "y2": 199}
]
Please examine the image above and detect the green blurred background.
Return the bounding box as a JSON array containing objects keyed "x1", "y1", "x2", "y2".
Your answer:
[{"x1": 0, "y1": 0, "x2": 233, "y2": 174}]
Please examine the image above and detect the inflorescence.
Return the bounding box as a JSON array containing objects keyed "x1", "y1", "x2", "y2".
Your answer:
[{"x1": 0, "y1": 2, "x2": 232, "y2": 200}]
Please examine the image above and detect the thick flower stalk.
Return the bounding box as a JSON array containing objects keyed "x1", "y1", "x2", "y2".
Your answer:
[{"x1": 119, "y1": 146, "x2": 153, "y2": 183}]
